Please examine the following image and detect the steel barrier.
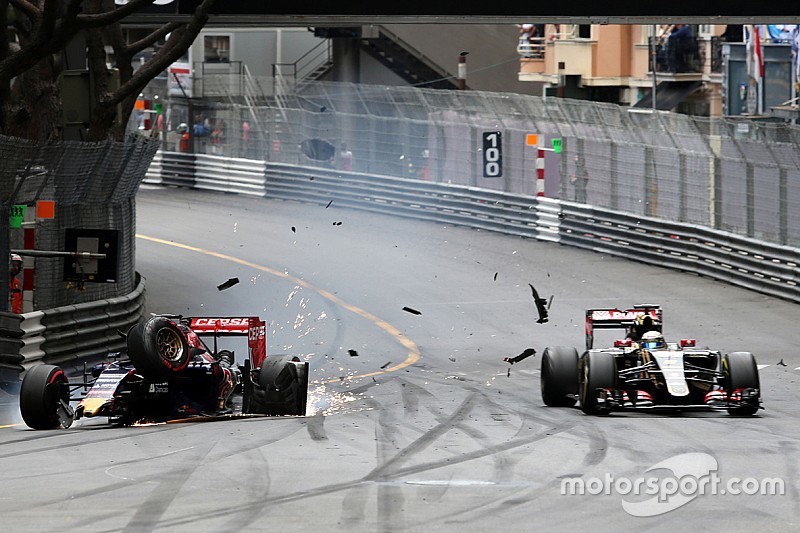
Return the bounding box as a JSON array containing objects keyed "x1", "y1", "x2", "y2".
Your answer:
[
  {"x1": 18, "y1": 274, "x2": 146, "y2": 371},
  {"x1": 145, "y1": 152, "x2": 799, "y2": 305}
]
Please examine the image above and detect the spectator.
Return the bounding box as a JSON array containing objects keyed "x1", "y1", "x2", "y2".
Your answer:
[
  {"x1": 210, "y1": 119, "x2": 224, "y2": 155},
  {"x1": 241, "y1": 120, "x2": 250, "y2": 158},
  {"x1": 9, "y1": 254, "x2": 22, "y2": 314},
  {"x1": 338, "y1": 142, "x2": 353, "y2": 171},
  {"x1": 518, "y1": 24, "x2": 535, "y2": 57},
  {"x1": 721, "y1": 25, "x2": 744, "y2": 43},
  {"x1": 193, "y1": 114, "x2": 209, "y2": 137},
  {"x1": 570, "y1": 154, "x2": 588, "y2": 203},
  {"x1": 668, "y1": 24, "x2": 696, "y2": 72},
  {"x1": 517, "y1": 23, "x2": 544, "y2": 58}
]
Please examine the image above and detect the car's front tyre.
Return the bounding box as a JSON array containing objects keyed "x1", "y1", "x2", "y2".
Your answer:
[
  {"x1": 541, "y1": 346, "x2": 579, "y2": 407},
  {"x1": 723, "y1": 352, "x2": 760, "y2": 416},
  {"x1": 20, "y1": 364, "x2": 73, "y2": 430},
  {"x1": 579, "y1": 351, "x2": 616, "y2": 416}
]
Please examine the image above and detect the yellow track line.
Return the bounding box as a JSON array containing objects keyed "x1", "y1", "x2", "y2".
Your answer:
[{"x1": 136, "y1": 234, "x2": 421, "y2": 382}]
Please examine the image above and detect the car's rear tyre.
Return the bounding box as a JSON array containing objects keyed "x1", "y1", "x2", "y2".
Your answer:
[
  {"x1": 257, "y1": 354, "x2": 309, "y2": 416},
  {"x1": 723, "y1": 352, "x2": 760, "y2": 416},
  {"x1": 127, "y1": 317, "x2": 190, "y2": 380},
  {"x1": 541, "y1": 346, "x2": 579, "y2": 407},
  {"x1": 20, "y1": 364, "x2": 72, "y2": 430},
  {"x1": 579, "y1": 351, "x2": 616, "y2": 416}
]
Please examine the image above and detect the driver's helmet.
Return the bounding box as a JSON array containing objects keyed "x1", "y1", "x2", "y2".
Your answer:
[
  {"x1": 641, "y1": 330, "x2": 666, "y2": 350},
  {"x1": 177, "y1": 123, "x2": 189, "y2": 133},
  {"x1": 10, "y1": 253, "x2": 22, "y2": 263}
]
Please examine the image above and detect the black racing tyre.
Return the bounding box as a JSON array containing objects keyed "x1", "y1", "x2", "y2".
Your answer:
[
  {"x1": 259, "y1": 354, "x2": 302, "y2": 390},
  {"x1": 579, "y1": 351, "x2": 616, "y2": 416},
  {"x1": 723, "y1": 352, "x2": 760, "y2": 416},
  {"x1": 20, "y1": 364, "x2": 71, "y2": 430},
  {"x1": 258, "y1": 354, "x2": 308, "y2": 416},
  {"x1": 126, "y1": 317, "x2": 190, "y2": 380},
  {"x1": 541, "y1": 346, "x2": 579, "y2": 407}
]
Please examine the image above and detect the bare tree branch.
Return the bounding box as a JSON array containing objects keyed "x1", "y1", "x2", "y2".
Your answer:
[
  {"x1": 109, "y1": 0, "x2": 217, "y2": 108},
  {"x1": 7, "y1": 0, "x2": 39, "y2": 24},
  {"x1": 126, "y1": 21, "x2": 183, "y2": 57}
]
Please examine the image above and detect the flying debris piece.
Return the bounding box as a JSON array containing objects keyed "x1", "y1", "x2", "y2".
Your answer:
[
  {"x1": 528, "y1": 283, "x2": 549, "y2": 324},
  {"x1": 348, "y1": 349, "x2": 359, "y2": 357},
  {"x1": 548, "y1": 295, "x2": 554, "y2": 310},
  {"x1": 777, "y1": 359, "x2": 788, "y2": 366},
  {"x1": 325, "y1": 200, "x2": 333, "y2": 209},
  {"x1": 333, "y1": 221, "x2": 343, "y2": 226},
  {"x1": 291, "y1": 226, "x2": 296, "y2": 233},
  {"x1": 300, "y1": 138, "x2": 336, "y2": 161},
  {"x1": 448, "y1": 357, "x2": 456, "y2": 362},
  {"x1": 493, "y1": 272, "x2": 498, "y2": 281},
  {"x1": 504, "y1": 348, "x2": 536, "y2": 365},
  {"x1": 217, "y1": 277, "x2": 240, "y2": 291},
  {"x1": 460, "y1": 51, "x2": 470, "y2": 56},
  {"x1": 507, "y1": 368, "x2": 511, "y2": 377},
  {"x1": 402, "y1": 306, "x2": 421, "y2": 315},
  {"x1": 380, "y1": 361, "x2": 392, "y2": 369}
]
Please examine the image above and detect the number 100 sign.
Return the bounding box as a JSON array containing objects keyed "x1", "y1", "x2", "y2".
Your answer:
[{"x1": 482, "y1": 131, "x2": 502, "y2": 178}]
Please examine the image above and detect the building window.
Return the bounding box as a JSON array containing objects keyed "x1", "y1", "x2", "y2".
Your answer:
[
  {"x1": 204, "y1": 35, "x2": 230, "y2": 63},
  {"x1": 578, "y1": 25, "x2": 591, "y2": 38}
]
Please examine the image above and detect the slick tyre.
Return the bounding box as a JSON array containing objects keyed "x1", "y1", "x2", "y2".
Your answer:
[
  {"x1": 541, "y1": 346, "x2": 579, "y2": 407},
  {"x1": 579, "y1": 351, "x2": 616, "y2": 416},
  {"x1": 20, "y1": 364, "x2": 71, "y2": 430},
  {"x1": 127, "y1": 317, "x2": 190, "y2": 380},
  {"x1": 259, "y1": 354, "x2": 309, "y2": 416},
  {"x1": 723, "y1": 352, "x2": 760, "y2": 416}
]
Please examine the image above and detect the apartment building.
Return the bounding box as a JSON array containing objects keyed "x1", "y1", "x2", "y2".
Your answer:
[{"x1": 518, "y1": 24, "x2": 797, "y2": 118}]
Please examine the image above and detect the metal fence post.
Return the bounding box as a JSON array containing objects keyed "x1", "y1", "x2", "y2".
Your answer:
[
  {"x1": 713, "y1": 155, "x2": 723, "y2": 229},
  {"x1": 746, "y1": 162, "x2": 755, "y2": 238},
  {"x1": 609, "y1": 139, "x2": 618, "y2": 210},
  {"x1": 644, "y1": 145, "x2": 656, "y2": 216},
  {"x1": 779, "y1": 167, "x2": 788, "y2": 245},
  {"x1": 679, "y1": 151, "x2": 687, "y2": 222},
  {"x1": 0, "y1": 205, "x2": 8, "y2": 312}
]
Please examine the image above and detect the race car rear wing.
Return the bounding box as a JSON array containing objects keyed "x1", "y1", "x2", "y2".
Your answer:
[
  {"x1": 585, "y1": 304, "x2": 662, "y2": 350},
  {"x1": 187, "y1": 317, "x2": 268, "y2": 369}
]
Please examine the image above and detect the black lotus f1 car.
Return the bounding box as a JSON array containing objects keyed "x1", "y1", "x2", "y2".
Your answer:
[
  {"x1": 540, "y1": 304, "x2": 762, "y2": 416},
  {"x1": 19, "y1": 315, "x2": 309, "y2": 429}
]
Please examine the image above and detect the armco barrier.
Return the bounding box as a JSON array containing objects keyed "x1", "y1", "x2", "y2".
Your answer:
[
  {"x1": 558, "y1": 203, "x2": 800, "y2": 303},
  {"x1": 19, "y1": 273, "x2": 146, "y2": 372},
  {"x1": 261, "y1": 162, "x2": 800, "y2": 302},
  {"x1": 143, "y1": 152, "x2": 800, "y2": 305},
  {"x1": 0, "y1": 311, "x2": 24, "y2": 387},
  {"x1": 263, "y1": 162, "x2": 557, "y2": 239}
]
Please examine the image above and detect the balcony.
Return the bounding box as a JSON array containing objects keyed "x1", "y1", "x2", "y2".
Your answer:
[{"x1": 649, "y1": 35, "x2": 704, "y2": 76}]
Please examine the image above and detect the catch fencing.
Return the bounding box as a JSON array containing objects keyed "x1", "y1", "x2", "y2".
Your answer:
[
  {"x1": 0, "y1": 134, "x2": 159, "y2": 311},
  {"x1": 153, "y1": 79, "x2": 800, "y2": 250}
]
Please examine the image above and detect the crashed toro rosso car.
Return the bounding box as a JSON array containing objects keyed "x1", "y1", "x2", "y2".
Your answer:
[
  {"x1": 540, "y1": 304, "x2": 762, "y2": 416},
  {"x1": 19, "y1": 315, "x2": 309, "y2": 430}
]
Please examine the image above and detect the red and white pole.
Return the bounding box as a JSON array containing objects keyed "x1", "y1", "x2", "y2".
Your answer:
[
  {"x1": 21, "y1": 210, "x2": 35, "y2": 313},
  {"x1": 536, "y1": 138, "x2": 546, "y2": 197},
  {"x1": 457, "y1": 53, "x2": 468, "y2": 90}
]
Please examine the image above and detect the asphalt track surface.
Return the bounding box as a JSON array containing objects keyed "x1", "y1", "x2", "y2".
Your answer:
[{"x1": 1, "y1": 186, "x2": 799, "y2": 532}]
